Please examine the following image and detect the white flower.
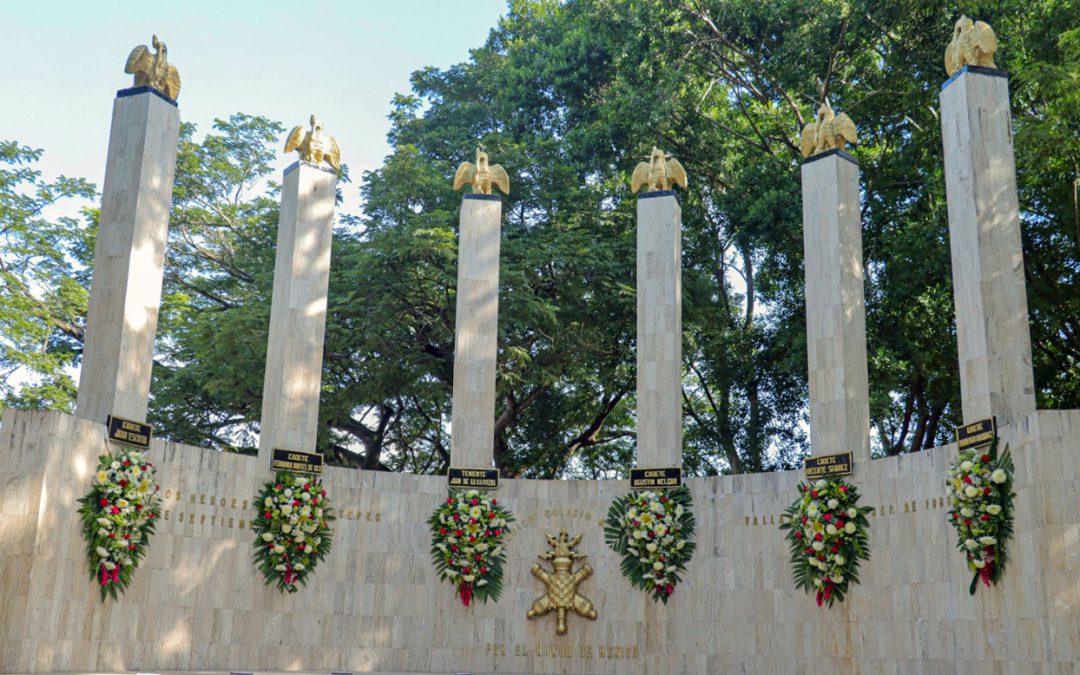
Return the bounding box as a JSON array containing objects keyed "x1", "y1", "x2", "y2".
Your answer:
[
  {"x1": 264, "y1": 497, "x2": 273, "y2": 507},
  {"x1": 281, "y1": 505, "x2": 292, "y2": 515},
  {"x1": 812, "y1": 541, "x2": 824, "y2": 552},
  {"x1": 274, "y1": 564, "x2": 286, "y2": 572},
  {"x1": 477, "y1": 579, "x2": 488, "y2": 586},
  {"x1": 827, "y1": 499, "x2": 839, "y2": 509},
  {"x1": 111, "y1": 461, "x2": 120, "y2": 470},
  {"x1": 979, "y1": 536, "x2": 997, "y2": 546},
  {"x1": 972, "y1": 559, "x2": 986, "y2": 569},
  {"x1": 97, "y1": 517, "x2": 111, "y2": 526},
  {"x1": 844, "y1": 522, "x2": 856, "y2": 534},
  {"x1": 813, "y1": 577, "x2": 823, "y2": 588},
  {"x1": 633, "y1": 530, "x2": 645, "y2": 540},
  {"x1": 960, "y1": 508, "x2": 975, "y2": 518},
  {"x1": 960, "y1": 461, "x2": 973, "y2": 472},
  {"x1": 965, "y1": 539, "x2": 978, "y2": 550},
  {"x1": 991, "y1": 469, "x2": 1007, "y2": 484},
  {"x1": 646, "y1": 542, "x2": 658, "y2": 553},
  {"x1": 826, "y1": 524, "x2": 838, "y2": 536},
  {"x1": 274, "y1": 544, "x2": 285, "y2": 554},
  {"x1": 315, "y1": 508, "x2": 323, "y2": 518},
  {"x1": 282, "y1": 524, "x2": 292, "y2": 534},
  {"x1": 986, "y1": 504, "x2": 1002, "y2": 515},
  {"x1": 815, "y1": 479, "x2": 827, "y2": 490},
  {"x1": 305, "y1": 545, "x2": 313, "y2": 554},
  {"x1": 95, "y1": 547, "x2": 109, "y2": 558},
  {"x1": 964, "y1": 486, "x2": 980, "y2": 498},
  {"x1": 103, "y1": 561, "x2": 116, "y2": 570},
  {"x1": 294, "y1": 532, "x2": 305, "y2": 543},
  {"x1": 832, "y1": 574, "x2": 844, "y2": 584},
  {"x1": 261, "y1": 533, "x2": 274, "y2": 542},
  {"x1": 301, "y1": 492, "x2": 312, "y2": 502},
  {"x1": 833, "y1": 555, "x2": 845, "y2": 566},
  {"x1": 846, "y1": 507, "x2": 857, "y2": 519},
  {"x1": 294, "y1": 563, "x2": 305, "y2": 571},
  {"x1": 675, "y1": 504, "x2": 684, "y2": 517},
  {"x1": 653, "y1": 561, "x2": 664, "y2": 571},
  {"x1": 462, "y1": 574, "x2": 475, "y2": 583},
  {"x1": 676, "y1": 540, "x2": 686, "y2": 550},
  {"x1": 284, "y1": 488, "x2": 293, "y2": 498}
]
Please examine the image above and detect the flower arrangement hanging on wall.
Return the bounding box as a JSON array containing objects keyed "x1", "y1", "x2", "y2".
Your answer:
[
  {"x1": 603, "y1": 485, "x2": 696, "y2": 603},
  {"x1": 780, "y1": 476, "x2": 871, "y2": 607},
  {"x1": 428, "y1": 489, "x2": 514, "y2": 606},
  {"x1": 252, "y1": 470, "x2": 335, "y2": 593},
  {"x1": 945, "y1": 440, "x2": 1015, "y2": 594},
  {"x1": 77, "y1": 445, "x2": 162, "y2": 600}
]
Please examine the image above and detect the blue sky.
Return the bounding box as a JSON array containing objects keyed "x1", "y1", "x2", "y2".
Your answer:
[{"x1": 1, "y1": 0, "x2": 509, "y2": 215}]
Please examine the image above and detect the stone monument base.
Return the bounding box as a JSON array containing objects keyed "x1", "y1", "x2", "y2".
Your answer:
[{"x1": 2, "y1": 408, "x2": 1078, "y2": 673}]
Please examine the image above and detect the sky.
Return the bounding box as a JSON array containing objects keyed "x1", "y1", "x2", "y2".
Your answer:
[{"x1": 0, "y1": 0, "x2": 509, "y2": 216}]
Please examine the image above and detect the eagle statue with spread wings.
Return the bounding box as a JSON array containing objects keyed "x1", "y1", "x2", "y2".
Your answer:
[
  {"x1": 945, "y1": 16, "x2": 998, "y2": 76},
  {"x1": 124, "y1": 35, "x2": 181, "y2": 101},
  {"x1": 453, "y1": 147, "x2": 510, "y2": 195},
  {"x1": 630, "y1": 147, "x2": 688, "y2": 193},
  {"x1": 285, "y1": 116, "x2": 342, "y2": 170},
  {"x1": 799, "y1": 102, "x2": 857, "y2": 159}
]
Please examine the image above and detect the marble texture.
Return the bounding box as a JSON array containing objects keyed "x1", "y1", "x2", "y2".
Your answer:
[
  {"x1": 450, "y1": 196, "x2": 502, "y2": 469},
  {"x1": 75, "y1": 90, "x2": 180, "y2": 424},
  {"x1": 1, "y1": 407, "x2": 1078, "y2": 673},
  {"x1": 636, "y1": 194, "x2": 683, "y2": 468},
  {"x1": 801, "y1": 152, "x2": 871, "y2": 462},
  {"x1": 257, "y1": 164, "x2": 338, "y2": 462},
  {"x1": 941, "y1": 69, "x2": 1036, "y2": 426}
]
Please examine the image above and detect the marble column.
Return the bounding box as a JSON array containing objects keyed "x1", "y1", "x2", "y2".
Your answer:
[
  {"x1": 941, "y1": 66, "x2": 1036, "y2": 426},
  {"x1": 636, "y1": 191, "x2": 683, "y2": 468},
  {"x1": 450, "y1": 195, "x2": 502, "y2": 468},
  {"x1": 258, "y1": 163, "x2": 337, "y2": 463},
  {"x1": 76, "y1": 87, "x2": 180, "y2": 424},
  {"x1": 800, "y1": 150, "x2": 871, "y2": 462}
]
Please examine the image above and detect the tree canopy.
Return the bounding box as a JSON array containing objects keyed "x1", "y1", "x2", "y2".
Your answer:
[{"x1": 2, "y1": 0, "x2": 1078, "y2": 478}]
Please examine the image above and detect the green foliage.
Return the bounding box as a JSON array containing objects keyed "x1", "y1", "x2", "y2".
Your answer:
[
  {"x1": 0, "y1": 141, "x2": 95, "y2": 411},
  {"x1": 604, "y1": 485, "x2": 696, "y2": 603},
  {"x1": 251, "y1": 470, "x2": 335, "y2": 593}
]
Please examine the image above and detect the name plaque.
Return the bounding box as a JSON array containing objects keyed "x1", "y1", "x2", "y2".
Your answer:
[
  {"x1": 804, "y1": 452, "x2": 853, "y2": 478},
  {"x1": 956, "y1": 417, "x2": 996, "y2": 451},
  {"x1": 448, "y1": 467, "x2": 499, "y2": 490},
  {"x1": 270, "y1": 448, "x2": 323, "y2": 474},
  {"x1": 629, "y1": 467, "x2": 682, "y2": 490},
  {"x1": 106, "y1": 414, "x2": 152, "y2": 449}
]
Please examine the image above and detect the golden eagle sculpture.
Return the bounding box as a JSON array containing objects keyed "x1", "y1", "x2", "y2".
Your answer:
[
  {"x1": 124, "y1": 35, "x2": 181, "y2": 101},
  {"x1": 799, "y1": 102, "x2": 857, "y2": 159},
  {"x1": 453, "y1": 147, "x2": 510, "y2": 195},
  {"x1": 945, "y1": 16, "x2": 998, "y2": 76},
  {"x1": 630, "y1": 147, "x2": 688, "y2": 193},
  {"x1": 285, "y1": 116, "x2": 342, "y2": 170}
]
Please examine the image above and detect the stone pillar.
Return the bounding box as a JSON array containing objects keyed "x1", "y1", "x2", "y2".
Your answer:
[
  {"x1": 941, "y1": 67, "x2": 1036, "y2": 426},
  {"x1": 636, "y1": 191, "x2": 683, "y2": 468},
  {"x1": 800, "y1": 150, "x2": 871, "y2": 462},
  {"x1": 257, "y1": 163, "x2": 337, "y2": 462},
  {"x1": 76, "y1": 87, "x2": 180, "y2": 424},
  {"x1": 450, "y1": 195, "x2": 502, "y2": 468}
]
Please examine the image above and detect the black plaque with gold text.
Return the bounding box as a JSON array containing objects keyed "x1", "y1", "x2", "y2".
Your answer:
[
  {"x1": 804, "y1": 452, "x2": 853, "y2": 478},
  {"x1": 270, "y1": 448, "x2": 323, "y2": 474},
  {"x1": 448, "y1": 467, "x2": 499, "y2": 490},
  {"x1": 956, "y1": 417, "x2": 997, "y2": 451},
  {"x1": 629, "y1": 467, "x2": 682, "y2": 490},
  {"x1": 106, "y1": 414, "x2": 152, "y2": 449}
]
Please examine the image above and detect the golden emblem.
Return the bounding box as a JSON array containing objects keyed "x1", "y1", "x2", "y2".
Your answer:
[
  {"x1": 453, "y1": 146, "x2": 510, "y2": 195},
  {"x1": 945, "y1": 16, "x2": 998, "y2": 76},
  {"x1": 285, "y1": 115, "x2": 342, "y2": 170},
  {"x1": 527, "y1": 530, "x2": 598, "y2": 635},
  {"x1": 124, "y1": 35, "x2": 181, "y2": 101},
  {"x1": 630, "y1": 147, "x2": 688, "y2": 193},
  {"x1": 799, "y1": 102, "x2": 857, "y2": 159}
]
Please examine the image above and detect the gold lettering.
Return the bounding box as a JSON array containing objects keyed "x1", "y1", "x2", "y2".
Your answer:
[
  {"x1": 238, "y1": 519, "x2": 245, "y2": 529},
  {"x1": 178, "y1": 512, "x2": 184, "y2": 523},
  {"x1": 190, "y1": 494, "x2": 195, "y2": 504},
  {"x1": 200, "y1": 514, "x2": 206, "y2": 524},
  {"x1": 228, "y1": 517, "x2": 234, "y2": 528},
  {"x1": 164, "y1": 509, "x2": 170, "y2": 521},
  {"x1": 199, "y1": 494, "x2": 206, "y2": 505},
  {"x1": 752, "y1": 516, "x2": 758, "y2": 525},
  {"x1": 366, "y1": 512, "x2": 372, "y2": 521},
  {"x1": 211, "y1": 516, "x2": 217, "y2": 526},
  {"x1": 165, "y1": 489, "x2": 172, "y2": 499},
  {"x1": 231, "y1": 498, "x2": 238, "y2": 508}
]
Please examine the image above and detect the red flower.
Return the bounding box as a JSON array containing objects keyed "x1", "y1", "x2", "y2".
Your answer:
[
  {"x1": 265, "y1": 511, "x2": 272, "y2": 518},
  {"x1": 814, "y1": 533, "x2": 823, "y2": 541},
  {"x1": 980, "y1": 514, "x2": 990, "y2": 522},
  {"x1": 660, "y1": 496, "x2": 668, "y2": 503},
  {"x1": 839, "y1": 485, "x2": 848, "y2": 492},
  {"x1": 963, "y1": 475, "x2": 973, "y2": 485},
  {"x1": 488, "y1": 512, "x2": 495, "y2": 519},
  {"x1": 148, "y1": 512, "x2": 154, "y2": 518},
  {"x1": 312, "y1": 499, "x2": 319, "y2": 506},
  {"x1": 801, "y1": 517, "x2": 807, "y2": 524},
  {"x1": 830, "y1": 546, "x2": 838, "y2": 554},
  {"x1": 123, "y1": 460, "x2": 131, "y2": 466},
  {"x1": 99, "y1": 498, "x2": 109, "y2": 507},
  {"x1": 129, "y1": 544, "x2": 136, "y2": 550},
  {"x1": 666, "y1": 584, "x2": 674, "y2": 595},
  {"x1": 463, "y1": 567, "x2": 471, "y2": 574},
  {"x1": 811, "y1": 491, "x2": 819, "y2": 498},
  {"x1": 118, "y1": 480, "x2": 128, "y2": 488},
  {"x1": 110, "y1": 507, "x2": 120, "y2": 515},
  {"x1": 293, "y1": 500, "x2": 300, "y2": 507},
  {"x1": 439, "y1": 528, "x2": 447, "y2": 535},
  {"x1": 475, "y1": 554, "x2": 482, "y2": 561},
  {"x1": 494, "y1": 528, "x2": 501, "y2": 536},
  {"x1": 469, "y1": 536, "x2": 476, "y2": 543},
  {"x1": 321, "y1": 490, "x2": 326, "y2": 497},
  {"x1": 446, "y1": 497, "x2": 454, "y2": 505},
  {"x1": 823, "y1": 513, "x2": 832, "y2": 522},
  {"x1": 480, "y1": 567, "x2": 488, "y2": 574},
  {"x1": 455, "y1": 529, "x2": 463, "y2": 537},
  {"x1": 452, "y1": 514, "x2": 460, "y2": 521},
  {"x1": 491, "y1": 499, "x2": 497, "y2": 505},
  {"x1": 804, "y1": 547, "x2": 813, "y2": 554},
  {"x1": 275, "y1": 484, "x2": 283, "y2": 490},
  {"x1": 984, "y1": 487, "x2": 991, "y2": 495},
  {"x1": 108, "y1": 533, "x2": 116, "y2": 539},
  {"x1": 471, "y1": 498, "x2": 479, "y2": 506},
  {"x1": 451, "y1": 545, "x2": 459, "y2": 552},
  {"x1": 981, "y1": 454, "x2": 990, "y2": 463},
  {"x1": 135, "y1": 504, "x2": 142, "y2": 511},
  {"x1": 964, "y1": 519, "x2": 972, "y2": 526},
  {"x1": 795, "y1": 531, "x2": 803, "y2": 539},
  {"x1": 303, "y1": 484, "x2": 310, "y2": 490}
]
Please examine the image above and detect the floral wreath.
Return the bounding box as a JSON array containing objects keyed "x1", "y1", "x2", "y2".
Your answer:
[
  {"x1": 946, "y1": 440, "x2": 1015, "y2": 593},
  {"x1": 252, "y1": 470, "x2": 335, "y2": 593},
  {"x1": 603, "y1": 485, "x2": 696, "y2": 603},
  {"x1": 780, "y1": 475, "x2": 871, "y2": 607},
  {"x1": 428, "y1": 489, "x2": 514, "y2": 606},
  {"x1": 77, "y1": 444, "x2": 162, "y2": 600}
]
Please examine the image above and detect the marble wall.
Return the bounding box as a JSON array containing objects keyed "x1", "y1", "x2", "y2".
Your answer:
[{"x1": 1, "y1": 407, "x2": 1078, "y2": 674}]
